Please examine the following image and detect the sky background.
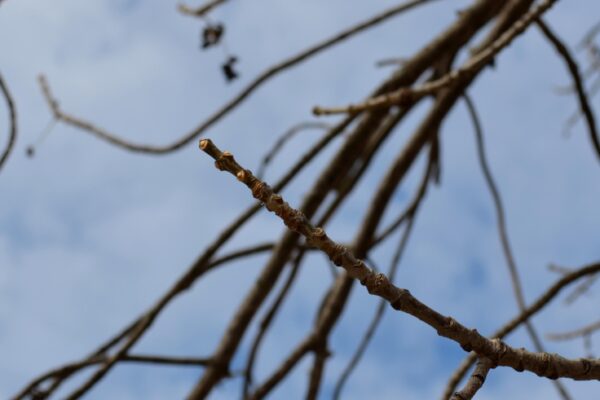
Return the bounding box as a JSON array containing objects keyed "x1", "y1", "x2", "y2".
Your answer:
[{"x1": 1, "y1": 0, "x2": 599, "y2": 399}]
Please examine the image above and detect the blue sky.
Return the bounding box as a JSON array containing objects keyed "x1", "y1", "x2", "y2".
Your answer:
[{"x1": 1, "y1": 0, "x2": 599, "y2": 399}]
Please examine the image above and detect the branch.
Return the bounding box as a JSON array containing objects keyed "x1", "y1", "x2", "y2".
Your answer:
[
  {"x1": 37, "y1": 0, "x2": 437, "y2": 154},
  {"x1": 332, "y1": 144, "x2": 433, "y2": 400},
  {"x1": 12, "y1": 354, "x2": 213, "y2": 400},
  {"x1": 256, "y1": 121, "x2": 331, "y2": 179},
  {"x1": 200, "y1": 138, "x2": 600, "y2": 382},
  {"x1": 178, "y1": 0, "x2": 228, "y2": 17},
  {"x1": 548, "y1": 319, "x2": 600, "y2": 342},
  {"x1": 536, "y1": 18, "x2": 600, "y2": 162},
  {"x1": 450, "y1": 357, "x2": 493, "y2": 400},
  {"x1": 0, "y1": 71, "x2": 17, "y2": 173},
  {"x1": 313, "y1": 0, "x2": 557, "y2": 116}
]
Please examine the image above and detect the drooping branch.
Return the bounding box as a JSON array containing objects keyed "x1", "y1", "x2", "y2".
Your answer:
[
  {"x1": 464, "y1": 93, "x2": 571, "y2": 399},
  {"x1": 200, "y1": 138, "x2": 600, "y2": 382},
  {"x1": 37, "y1": 0, "x2": 438, "y2": 154}
]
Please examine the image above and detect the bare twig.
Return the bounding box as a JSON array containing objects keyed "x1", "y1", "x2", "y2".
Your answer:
[
  {"x1": 332, "y1": 145, "x2": 433, "y2": 400},
  {"x1": 547, "y1": 319, "x2": 600, "y2": 342},
  {"x1": 256, "y1": 121, "x2": 330, "y2": 179},
  {"x1": 0, "y1": 71, "x2": 17, "y2": 173},
  {"x1": 178, "y1": 0, "x2": 229, "y2": 17},
  {"x1": 313, "y1": 0, "x2": 557, "y2": 116},
  {"x1": 201, "y1": 139, "x2": 600, "y2": 382},
  {"x1": 37, "y1": 0, "x2": 437, "y2": 154},
  {"x1": 11, "y1": 354, "x2": 214, "y2": 400},
  {"x1": 450, "y1": 357, "x2": 493, "y2": 400}
]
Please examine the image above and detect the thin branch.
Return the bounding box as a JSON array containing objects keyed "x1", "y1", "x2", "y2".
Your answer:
[
  {"x1": 313, "y1": 0, "x2": 557, "y2": 116},
  {"x1": 37, "y1": 0, "x2": 437, "y2": 154},
  {"x1": 536, "y1": 18, "x2": 600, "y2": 162},
  {"x1": 450, "y1": 357, "x2": 493, "y2": 400},
  {"x1": 464, "y1": 92, "x2": 571, "y2": 400},
  {"x1": 242, "y1": 247, "x2": 304, "y2": 398},
  {"x1": 178, "y1": 0, "x2": 228, "y2": 17},
  {"x1": 18, "y1": 116, "x2": 347, "y2": 400},
  {"x1": 201, "y1": 139, "x2": 600, "y2": 382},
  {"x1": 547, "y1": 319, "x2": 600, "y2": 342},
  {"x1": 333, "y1": 144, "x2": 433, "y2": 400},
  {"x1": 0, "y1": 71, "x2": 17, "y2": 173},
  {"x1": 11, "y1": 354, "x2": 213, "y2": 400},
  {"x1": 565, "y1": 273, "x2": 599, "y2": 304},
  {"x1": 256, "y1": 121, "x2": 330, "y2": 179}
]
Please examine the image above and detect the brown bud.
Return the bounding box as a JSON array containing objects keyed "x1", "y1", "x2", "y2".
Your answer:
[{"x1": 199, "y1": 139, "x2": 210, "y2": 150}]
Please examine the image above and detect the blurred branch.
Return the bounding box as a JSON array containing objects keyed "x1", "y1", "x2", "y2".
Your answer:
[
  {"x1": 464, "y1": 92, "x2": 571, "y2": 399},
  {"x1": 313, "y1": 0, "x2": 557, "y2": 116},
  {"x1": 547, "y1": 319, "x2": 600, "y2": 342},
  {"x1": 536, "y1": 18, "x2": 600, "y2": 162},
  {"x1": 178, "y1": 0, "x2": 229, "y2": 17},
  {"x1": 256, "y1": 121, "x2": 331, "y2": 179},
  {"x1": 12, "y1": 354, "x2": 214, "y2": 400},
  {"x1": 37, "y1": 0, "x2": 437, "y2": 154},
  {"x1": 332, "y1": 143, "x2": 433, "y2": 400},
  {"x1": 0, "y1": 71, "x2": 17, "y2": 173}
]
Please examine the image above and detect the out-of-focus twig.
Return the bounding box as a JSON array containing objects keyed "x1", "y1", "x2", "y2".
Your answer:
[
  {"x1": 37, "y1": 0, "x2": 437, "y2": 154},
  {"x1": 0, "y1": 71, "x2": 17, "y2": 173},
  {"x1": 313, "y1": 0, "x2": 557, "y2": 116}
]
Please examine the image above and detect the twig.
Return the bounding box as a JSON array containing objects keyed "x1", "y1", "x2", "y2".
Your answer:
[
  {"x1": 333, "y1": 144, "x2": 433, "y2": 400},
  {"x1": 0, "y1": 71, "x2": 17, "y2": 173},
  {"x1": 565, "y1": 273, "x2": 599, "y2": 304},
  {"x1": 178, "y1": 0, "x2": 228, "y2": 17},
  {"x1": 201, "y1": 138, "x2": 600, "y2": 382},
  {"x1": 242, "y1": 247, "x2": 304, "y2": 397},
  {"x1": 256, "y1": 121, "x2": 330, "y2": 179},
  {"x1": 547, "y1": 319, "x2": 600, "y2": 342},
  {"x1": 450, "y1": 357, "x2": 493, "y2": 400},
  {"x1": 37, "y1": 0, "x2": 437, "y2": 154},
  {"x1": 11, "y1": 354, "x2": 214, "y2": 400},
  {"x1": 536, "y1": 18, "x2": 600, "y2": 162},
  {"x1": 313, "y1": 0, "x2": 558, "y2": 116}
]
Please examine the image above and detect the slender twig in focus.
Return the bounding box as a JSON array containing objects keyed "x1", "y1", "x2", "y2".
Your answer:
[{"x1": 200, "y1": 138, "x2": 600, "y2": 382}]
